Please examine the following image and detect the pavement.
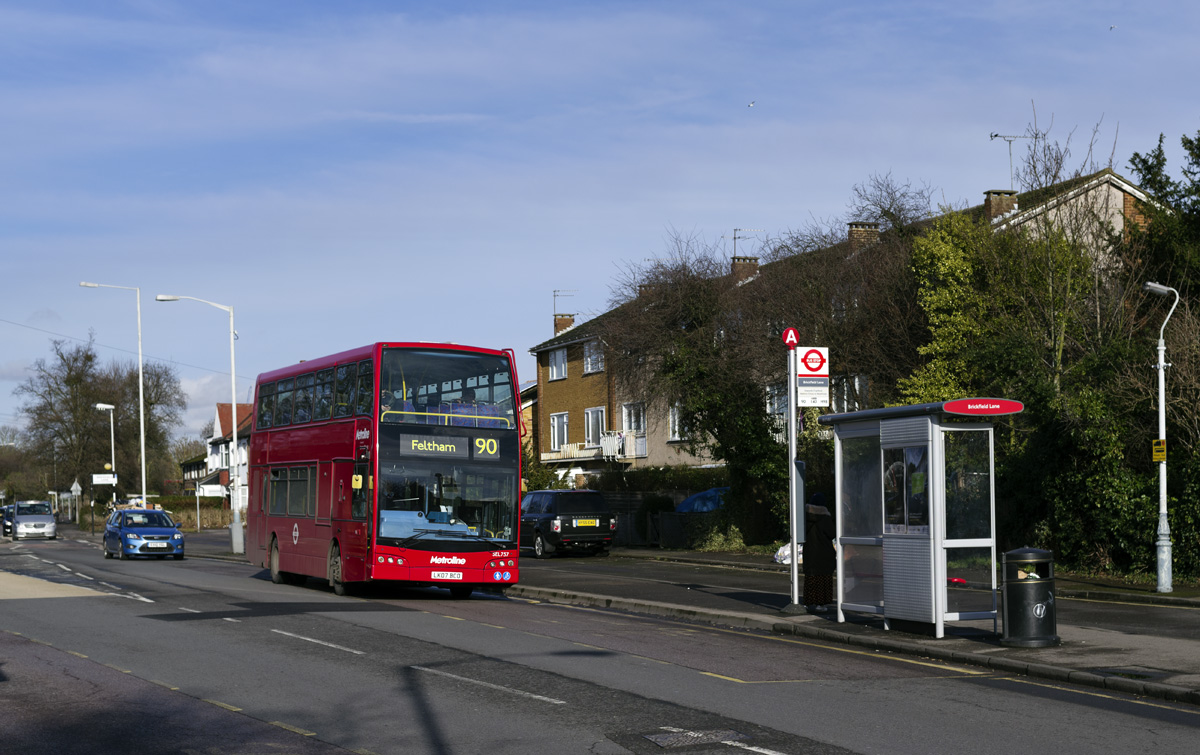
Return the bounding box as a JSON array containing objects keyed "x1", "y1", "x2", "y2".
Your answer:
[{"x1": 57, "y1": 523, "x2": 1200, "y2": 706}]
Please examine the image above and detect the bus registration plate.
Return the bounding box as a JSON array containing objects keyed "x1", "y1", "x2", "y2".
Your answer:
[
  {"x1": 574, "y1": 519, "x2": 598, "y2": 527},
  {"x1": 431, "y1": 571, "x2": 463, "y2": 581}
]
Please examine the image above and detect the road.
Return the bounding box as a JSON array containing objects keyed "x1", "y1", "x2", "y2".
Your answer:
[{"x1": 2, "y1": 536, "x2": 1198, "y2": 754}]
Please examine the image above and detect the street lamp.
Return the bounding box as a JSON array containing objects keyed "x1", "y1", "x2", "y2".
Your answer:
[
  {"x1": 1144, "y1": 280, "x2": 1179, "y2": 593},
  {"x1": 95, "y1": 402, "x2": 117, "y2": 509},
  {"x1": 155, "y1": 294, "x2": 244, "y2": 554},
  {"x1": 80, "y1": 282, "x2": 148, "y2": 505}
]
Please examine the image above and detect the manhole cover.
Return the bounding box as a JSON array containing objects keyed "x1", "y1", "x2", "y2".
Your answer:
[{"x1": 644, "y1": 728, "x2": 748, "y2": 748}]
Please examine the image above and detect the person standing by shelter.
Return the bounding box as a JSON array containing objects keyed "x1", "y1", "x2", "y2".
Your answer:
[{"x1": 804, "y1": 493, "x2": 836, "y2": 613}]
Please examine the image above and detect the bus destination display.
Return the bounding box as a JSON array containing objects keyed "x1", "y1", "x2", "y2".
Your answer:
[{"x1": 399, "y1": 434, "x2": 500, "y2": 460}]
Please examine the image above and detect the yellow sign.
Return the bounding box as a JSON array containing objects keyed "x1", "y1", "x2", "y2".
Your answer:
[{"x1": 1153, "y1": 439, "x2": 1167, "y2": 462}]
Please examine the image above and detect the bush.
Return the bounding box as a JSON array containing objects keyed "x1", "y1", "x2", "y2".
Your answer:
[{"x1": 593, "y1": 466, "x2": 728, "y2": 493}]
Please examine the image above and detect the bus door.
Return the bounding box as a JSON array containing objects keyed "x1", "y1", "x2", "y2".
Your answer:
[
  {"x1": 316, "y1": 461, "x2": 333, "y2": 527},
  {"x1": 254, "y1": 468, "x2": 269, "y2": 557},
  {"x1": 331, "y1": 451, "x2": 370, "y2": 582}
]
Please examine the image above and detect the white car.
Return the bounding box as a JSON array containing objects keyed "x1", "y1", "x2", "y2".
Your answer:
[{"x1": 12, "y1": 500, "x2": 57, "y2": 541}]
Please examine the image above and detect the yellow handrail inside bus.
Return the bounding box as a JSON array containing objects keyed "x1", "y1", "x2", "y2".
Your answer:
[{"x1": 380, "y1": 409, "x2": 513, "y2": 429}]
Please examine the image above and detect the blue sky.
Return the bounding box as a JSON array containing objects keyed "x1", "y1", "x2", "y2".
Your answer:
[{"x1": 2, "y1": 0, "x2": 1198, "y2": 440}]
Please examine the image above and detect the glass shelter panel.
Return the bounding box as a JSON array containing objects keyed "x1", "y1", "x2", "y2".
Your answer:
[
  {"x1": 883, "y1": 446, "x2": 929, "y2": 534},
  {"x1": 842, "y1": 543, "x2": 883, "y2": 607},
  {"x1": 839, "y1": 435, "x2": 881, "y2": 537},
  {"x1": 945, "y1": 546, "x2": 995, "y2": 615},
  {"x1": 945, "y1": 430, "x2": 991, "y2": 540}
]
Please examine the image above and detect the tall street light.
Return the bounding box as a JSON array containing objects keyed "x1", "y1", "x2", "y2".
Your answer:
[
  {"x1": 80, "y1": 282, "x2": 148, "y2": 505},
  {"x1": 95, "y1": 402, "x2": 117, "y2": 508},
  {"x1": 1144, "y1": 280, "x2": 1179, "y2": 593},
  {"x1": 155, "y1": 294, "x2": 244, "y2": 554}
]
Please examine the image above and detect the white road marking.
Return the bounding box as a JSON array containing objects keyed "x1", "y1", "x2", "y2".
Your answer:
[
  {"x1": 57, "y1": 564, "x2": 72, "y2": 572},
  {"x1": 272, "y1": 629, "x2": 364, "y2": 655},
  {"x1": 411, "y1": 665, "x2": 566, "y2": 704},
  {"x1": 121, "y1": 592, "x2": 154, "y2": 603},
  {"x1": 179, "y1": 607, "x2": 201, "y2": 613},
  {"x1": 722, "y1": 742, "x2": 790, "y2": 755}
]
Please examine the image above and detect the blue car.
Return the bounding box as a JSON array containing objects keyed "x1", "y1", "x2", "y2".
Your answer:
[
  {"x1": 675, "y1": 487, "x2": 729, "y2": 513},
  {"x1": 103, "y1": 509, "x2": 185, "y2": 560}
]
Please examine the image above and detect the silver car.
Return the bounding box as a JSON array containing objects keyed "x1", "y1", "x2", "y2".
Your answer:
[{"x1": 12, "y1": 500, "x2": 57, "y2": 541}]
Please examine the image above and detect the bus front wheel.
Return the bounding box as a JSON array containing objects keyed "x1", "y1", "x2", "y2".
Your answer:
[
  {"x1": 329, "y1": 544, "x2": 347, "y2": 596},
  {"x1": 270, "y1": 539, "x2": 286, "y2": 584}
]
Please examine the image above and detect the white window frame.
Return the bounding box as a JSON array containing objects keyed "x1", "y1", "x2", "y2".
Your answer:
[
  {"x1": 583, "y1": 340, "x2": 605, "y2": 374},
  {"x1": 584, "y1": 406, "x2": 606, "y2": 448},
  {"x1": 622, "y1": 402, "x2": 645, "y2": 433},
  {"x1": 550, "y1": 412, "x2": 569, "y2": 451},
  {"x1": 548, "y1": 348, "x2": 567, "y2": 381},
  {"x1": 669, "y1": 404, "x2": 686, "y2": 442}
]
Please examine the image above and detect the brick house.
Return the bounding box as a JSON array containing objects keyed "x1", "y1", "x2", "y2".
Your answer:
[{"x1": 530, "y1": 308, "x2": 716, "y2": 485}]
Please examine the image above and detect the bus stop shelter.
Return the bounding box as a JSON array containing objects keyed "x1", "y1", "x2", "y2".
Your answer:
[{"x1": 817, "y1": 398, "x2": 1022, "y2": 638}]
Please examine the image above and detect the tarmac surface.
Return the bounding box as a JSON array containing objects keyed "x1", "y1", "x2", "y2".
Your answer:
[{"x1": 56, "y1": 523, "x2": 1200, "y2": 706}]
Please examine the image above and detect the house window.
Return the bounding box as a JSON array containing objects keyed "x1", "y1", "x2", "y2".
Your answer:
[
  {"x1": 622, "y1": 403, "x2": 645, "y2": 433},
  {"x1": 766, "y1": 382, "x2": 787, "y2": 417},
  {"x1": 584, "y1": 407, "x2": 605, "y2": 447},
  {"x1": 669, "y1": 404, "x2": 687, "y2": 442},
  {"x1": 550, "y1": 412, "x2": 569, "y2": 451},
  {"x1": 548, "y1": 348, "x2": 567, "y2": 381},
  {"x1": 583, "y1": 341, "x2": 605, "y2": 374}
]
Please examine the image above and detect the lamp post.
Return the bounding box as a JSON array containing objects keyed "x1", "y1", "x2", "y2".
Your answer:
[
  {"x1": 95, "y1": 402, "x2": 117, "y2": 509},
  {"x1": 80, "y1": 282, "x2": 148, "y2": 505},
  {"x1": 1144, "y1": 280, "x2": 1179, "y2": 593},
  {"x1": 155, "y1": 294, "x2": 244, "y2": 554}
]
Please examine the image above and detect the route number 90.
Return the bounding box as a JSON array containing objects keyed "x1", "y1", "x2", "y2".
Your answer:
[{"x1": 475, "y1": 437, "x2": 499, "y2": 458}]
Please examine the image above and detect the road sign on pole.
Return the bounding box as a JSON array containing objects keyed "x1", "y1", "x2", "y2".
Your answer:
[{"x1": 796, "y1": 346, "x2": 830, "y2": 408}]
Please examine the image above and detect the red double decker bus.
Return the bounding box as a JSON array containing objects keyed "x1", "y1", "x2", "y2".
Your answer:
[{"x1": 246, "y1": 342, "x2": 521, "y2": 598}]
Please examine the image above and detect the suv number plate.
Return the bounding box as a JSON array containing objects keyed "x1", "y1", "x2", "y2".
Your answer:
[
  {"x1": 574, "y1": 519, "x2": 598, "y2": 527},
  {"x1": 431, "y1": 571, "x2": 462, "y2": 580}
]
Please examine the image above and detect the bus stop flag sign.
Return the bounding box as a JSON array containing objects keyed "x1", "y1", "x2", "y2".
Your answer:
[{"x1": 796, "y1": 346, "x2": 830, "y2": 408}]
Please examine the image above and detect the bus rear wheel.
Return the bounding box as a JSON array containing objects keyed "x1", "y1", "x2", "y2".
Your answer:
[{"x1": 329, "y1": 544, "x2": 348, "y2": 596}]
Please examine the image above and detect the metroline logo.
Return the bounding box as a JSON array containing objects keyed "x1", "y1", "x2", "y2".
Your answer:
[{"x1": 429, "y1": 556, "x2": 467, "y2": 565}]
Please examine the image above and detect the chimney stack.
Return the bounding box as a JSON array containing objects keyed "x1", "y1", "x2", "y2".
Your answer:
[
  {"x1": 847, "y1": 221, "x2": 880, "y2": 252},
  {"x1": 730, "y1": 256, "x2": 759, "y2": 280},
  {"x1": 984, "y1": 189, "x2": 1018, "y2": 221},
  {"x1": 554, "y1": 314, "x2": 575, "y2": 335}
]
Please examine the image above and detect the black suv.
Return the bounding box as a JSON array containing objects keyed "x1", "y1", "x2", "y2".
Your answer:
[{"x1": 519, "y1": 490, "x2": 616, "y2": 558}]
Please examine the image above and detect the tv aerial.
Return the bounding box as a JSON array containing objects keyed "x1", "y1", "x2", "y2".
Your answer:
[
  {"x1": 990, "y1": 132, "x2": 1032, "y2": 190},
  {"x1": 723, "y1": 228, "x2": 764, "y2": 257}
]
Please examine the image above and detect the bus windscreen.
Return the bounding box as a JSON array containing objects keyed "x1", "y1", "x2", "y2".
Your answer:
[{"x1": 378, "y1": 348, "x2": 516, "y2": 430}]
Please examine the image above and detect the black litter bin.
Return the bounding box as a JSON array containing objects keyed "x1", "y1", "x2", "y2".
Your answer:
[{"x1": 1001, "y1": 547, "x2": 1060, "y2": 647}]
